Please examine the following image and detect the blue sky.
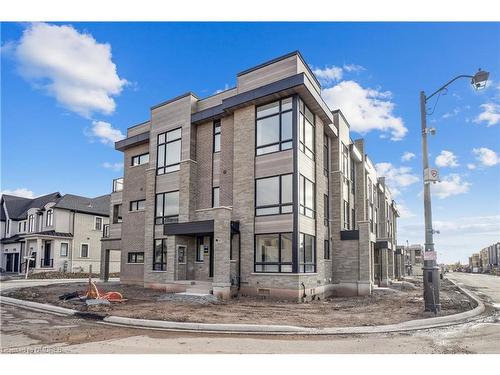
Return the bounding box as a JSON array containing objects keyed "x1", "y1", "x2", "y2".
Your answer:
[{"x1": 1, "y1": 22, "x2": 499, "y2": 263}]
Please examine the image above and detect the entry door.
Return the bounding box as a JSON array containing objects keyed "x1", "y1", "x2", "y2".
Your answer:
[
  {"x1": 5, "y1": 254, "x2": 13, "y2": 272},
  {"x1": 44, "y1": 241, "x2": 51, "y2": 267},
  {"x1": 176, "y1": 245, "x2": 187, "y2": 281},
  {"x1": 13, "y1": 253, "x2": 20, "y2": 273}
]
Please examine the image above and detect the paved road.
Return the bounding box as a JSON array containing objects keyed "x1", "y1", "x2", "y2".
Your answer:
[
  {"x1": 1, "y1": 274, "x2": 499, "y2": 354},
  {"x1": 446, "y1": 272, "x2": 500, "y2": 306}
]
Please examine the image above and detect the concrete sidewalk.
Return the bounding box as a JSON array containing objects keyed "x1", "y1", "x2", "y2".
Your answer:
[{"x1": 0, "y1": 278, "x2": 486, "y2": 335}]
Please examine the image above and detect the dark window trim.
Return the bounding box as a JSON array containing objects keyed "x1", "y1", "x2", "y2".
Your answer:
[
  {"x1": 129, "y1": 199, "x2": 146, "y2": 211},
  {"x1": 213, "y1": 120, "x2": 221, "y2": 153},
  {"x1": 323, "y1": 133, "x2": 329, "y2": 176},
  {"x1": 299, "y1": 232, "x2": 316, "y2": 273},
  {"x1": 212, "y1": 186, "x2": 220, "y2": 208},
  {"x1": 324, "y1": 239, "x2": 330, "y2": 260},
  {"x1": 153, "y1": 239, "x2": 167, "y2": 271},
  {"x1": 155, "y1": 190, "x2": 179, "y2": 225},
  {"x1": 128, "y1": 251, "x2": 145, "y2": 264},
  {"x1": 299, "y1": 100, "x2": 316, "y2": 160},
  {"x1": 255, "y1": 97, "x2": 293, "y2": 156},
  {"x1": 131, "y1": 152, "x2": 149, "y2": 166},
  {"x1": 156, "y1": 127, "x2": 182, "y2": 175},
  {"x1": 255, "y1": 173, "x2": 293, "y2": 217},
  {"x1": 254, "y1": 232, "x2": 293, "y2": 273},
  {"x1": 299, "y1": 174, "x2": 316, "y2": 218},
  {"x1": 324, "y1": 194, "x2": 329, "y2": 226}
]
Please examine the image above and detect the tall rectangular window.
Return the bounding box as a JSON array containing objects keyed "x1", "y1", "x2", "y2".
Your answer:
[
  {"x1": 299, "y1": 175, "x2": 315, "y2": 218},
  {"x1": 323, "y1": 133, "x2": 329, "y2": 176},
  {"x1": 80, "y1": 244, "x2": 89, "y2": 258},
  {"x1": 128, "y1": 252, "x2": 144, "y2": 263},
  {"x1": 28, "y1": 214, "x2": 34, "y2": 232},
  {"x1": 60, "y1": 243, "x2": 68, "y2": 257},
  {"x1": 155, "y1": 191, "x2": 179, "y2": 224},
  {"x1": 299, "y1": 99, "x2": 315, "y2": 159},
  {"x1": 342, "y1": 143, "x2": 349, "y2": 175},
  {"x1": 213, "y1": 120, "x2": 221, "y2": 153},
  {"x1": 153, "y1": 239, "x2": 167, "y2": 271},
  {"x1": 324, "y1": 194, "x2": 329, "y2": 226},
  {"x1": 299, "y1": 233, "x2": 316, "y2": 273},
  {"x1": 131, "y1": 153, "x2": 149, "y2": 166},
  {"x1": 130, "y1": 200, "x2": 146, "y2": 211},
  {"x1": 157, "y1": 128, "x2": 181, "y2": 175},
  {"x1": 256, "y1": 97, "x2": 293, "y2": 155},
  {"x1": 255, "y1": 174, "x2": 292, "y2": 216},
  {"x1": 18, "y1": 222, "x2": 22, "y2": 232},
  {"x1": 95, "y1": 217, "x2": 102, "y2": 230},
  {"x1": 254, "y1": 233, "x2": 292, "y2": 273},
  {"x1": 112, "y1": 204, "x2": 122, "y2": 224},
  {"x1": 324, "y1": 239, "x2": 330, "y2": 260},
  {"x1": 212, "y1": 187, "x2": 220, "y2": 207},
  {"x1": 343, "y1": 200, "x2": 350, "y2": 230},
  {"x1": 46, "y1": 209, "x2": 53, "y2": 227}
]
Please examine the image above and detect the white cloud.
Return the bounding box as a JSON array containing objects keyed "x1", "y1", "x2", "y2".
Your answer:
[
  {"x1": 474, "y1": 103, "x2": 500, "y2": 126},
  {"x1": 375, "y1": 162, "x2": 419, "y2": 188},
  {"x1": 343, "y1": 64, "x2": 365, "y2": 73},
  {"x1": 467, "y1": 163, "x2": 476, "y2": 170},
  {"x1": 102, "y1": 162, "x2": 124, "y2": 172},
  {"x1": 312, "y1": 65, "x2": 343, "y2": 85},
  {"x1": 322, "y1": 80, "x2": 407, "y2": 140},
  {"x1": 442, "y1": 107, "x2": 460, "y2": 119},
  {"x1": 432, "y1": 174, "x2": 471, "y2": 199},
  {"x1": 396, "y1": 202, "x2": 415, "y2": 219},
  {"x1": 1, "y1": 188, "x2": 35, "y2": 199},
  {"x1": 88, "y1": 121, "x2": 124, "y2": 145},
  {"x1": 214, "y1": 83, "x2": 231, "y2": 94},
  {"x1": 433, "y1": 215, "x2": 500, "y2": 235},
  {"x1": 473, "y1": 147, "x2": 500, "y2": 167},
  {"x1": 401, "y1": 151, "x2": 416, "y2": 162},
  {"x1": 13, "y1": 22, "x2": 127, "y2": 117},
  {"x1": 435, "y1": 150, "x2": 459, "y2": 168}
]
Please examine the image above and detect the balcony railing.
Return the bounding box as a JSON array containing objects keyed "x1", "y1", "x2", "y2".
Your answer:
[
  {"x1": 112, "y1": 177, "x2": 123, "y2": 192},
  {"x1": 40, "y1": 258, "x2": 54, "y2": 268},
  {"x1": 102, "y1": 224, "x2": 110, "y2": 238}
]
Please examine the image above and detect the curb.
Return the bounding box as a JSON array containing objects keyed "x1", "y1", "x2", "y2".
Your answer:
[{"x1": 0, "y1": 280, "x2": 486, "y2": 335}]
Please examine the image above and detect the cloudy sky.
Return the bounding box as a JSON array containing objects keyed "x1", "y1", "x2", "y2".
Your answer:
[{"x1": 1, "y1": 22, "x2": 499, "y2": 263}]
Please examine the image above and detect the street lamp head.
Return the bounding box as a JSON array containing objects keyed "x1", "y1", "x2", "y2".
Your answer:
[{"x1": 471, "y1": 69, "x2": 489, "y2": 89}]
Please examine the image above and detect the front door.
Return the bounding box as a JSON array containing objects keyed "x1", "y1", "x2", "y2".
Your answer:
[
  {"x1": 13, "y1": 253, "x2": 19, "y2": 273},
  {"x1": 5, "y1": 254, "x2": 13, "y2": 272},
  {"x1": 176, "y1": 245, "x2": 187, "y2": 280},
  {"x1": 43, "y1": 241, "x2": 51, "y2": 267}
]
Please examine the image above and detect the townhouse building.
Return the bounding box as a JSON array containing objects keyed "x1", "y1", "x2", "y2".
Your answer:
[
  {"x1": 1, "y1": 192, "x2": 113, "y2": 274},
  {"x1": 400, "y1": 244, "x2": 424, "y2": 276},
  {"x1": 100, "y1": 51, "x2": 399, "y2": 299}
]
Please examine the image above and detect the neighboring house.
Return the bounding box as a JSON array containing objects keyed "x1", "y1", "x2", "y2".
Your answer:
[
  {"x1": 1, "y1": 192, "x2": 112, "y2": 274},
  {"x1": 100, "y1": 51, "x2": 399, "y2": 299}
]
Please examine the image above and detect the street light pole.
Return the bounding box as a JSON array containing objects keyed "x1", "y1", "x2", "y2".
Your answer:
[
  {"x1": 420, "y1": 90, "x2": 441, "y2": 312},
  {"x1": 419, "y1": 69, "x2": 489, "y2": 313}
]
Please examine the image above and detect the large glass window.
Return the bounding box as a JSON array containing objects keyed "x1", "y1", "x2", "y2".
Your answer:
[
  {"x1": 155, "y1": 191, "x2": 179, "y2": 224},
  {"x1": 299, "y1": 100, "x2": 315, "y2": 159},
  {"x1": 323, "y1": 133, "x2": 329, "y2": 176},
  {"x1": 213, "y1": 121, "x2": 221, "y2": 153},
  {"x1": 130, "y1": 200, "x2": 146, "y2": 211},
  {"x1": 342, "y1": 143, "x2": 349, "y2": 175},
  {"x1": 157, "y1": 128, "x2": 182, "y2": 175},
  {"x1": 113, "y1": 204, "x2": 122, "y2": 224},
  {"x1": 153, "y1": 239, "x2": 167, "y2": 271},
  {"x1": 254, "y1": 233, "x2": 293, "y2": 273},
  {"x1": 212, "y1": 187, "x2": 220, "y2": 207},
  {"x1": 131, "y1": 153, "x2": 149, "y2": 166},
  {"x1": 256, "y1": 97, "x2": 293, "y2": 155},
  {"x1": 60, "y1": 243, "x2": 68, "y2": 257},
  {"x1": 255, "y1": 174, "x2": 292, "y2": 216},
  {"x1": 299, "y1": 233, "x2": 316, "y2": 273},
  {"x1": 95, "y1": 217, "x2": 102, "y2": 230},
  {"x1": 128, "y1": 252, "x2": 144, "y2": 264},
  {"x1": 299, "y1": 175, "x2": 315, "y2": 218},
  {"x1": 28, "y1": 214, "x2": 35, "y2": 232}
]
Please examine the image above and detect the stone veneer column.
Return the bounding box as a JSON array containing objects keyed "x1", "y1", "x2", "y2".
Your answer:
[
  {"x1": 179, "y1": 159, "x2": 198, "y2": 222},
  {"x1": 380, "y1": 247, "x2": 389, "y2": 286},
  {"x1": 357, "y1": 221, "x2": 372, "y2": 295},
  {"x1": 388, "y1": 249, "x2": 394, "y2": 280},
  {"x1": 212, "y1": 207, "x2": 232, "y2": 299}
]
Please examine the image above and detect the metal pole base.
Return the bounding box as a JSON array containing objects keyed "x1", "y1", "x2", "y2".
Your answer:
[{"x1": 423, "y1": 264, "x2": 441, "y2": 313}]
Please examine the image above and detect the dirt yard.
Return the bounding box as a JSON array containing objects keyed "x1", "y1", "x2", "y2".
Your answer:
[{"x1": 2, "y1": 278, "x2": 475, "y2": 328}]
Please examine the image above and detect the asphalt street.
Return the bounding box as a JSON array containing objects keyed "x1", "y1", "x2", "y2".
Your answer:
[{"x1": 1, "y1": 273, "x2": 499, "y2": 354}]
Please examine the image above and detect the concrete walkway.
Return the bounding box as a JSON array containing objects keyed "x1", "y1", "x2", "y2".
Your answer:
[{"x1": 0, "y1": 277, "x2": 486, "y2": 335}]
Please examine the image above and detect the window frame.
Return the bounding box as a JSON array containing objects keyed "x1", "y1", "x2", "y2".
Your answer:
[
  {"x1": 299, "y1": 233, "x2": 316, "y2": 273},
  {"x1": 131, "y1": 152, "x2": 149, "y2": 166},
  {"x1": 324, "y1": 239, "x2": 330, "y2": 260},
  {"x1": 153, "y1": 239, "x2": 167, "y2": 271},
  {"x1": 155, "y1": 190, "x2": 180, "y2": 225},
  {"x1": 60, "y1": 242, "x2": 69, "y2": 257},
  {"x1": 299, "y1": 174, "x2": 315, "y2": 218},
  {"x1": 299, "y1": 100, "x2": 316, "y2": 160},
  {"x1": 324, "y1": 194, "x2": 329, "y2": 226},
  {"x1": 255, "y1": 97, "x2": 293, "y2": 156},
  {"x1": 127, "y1": 252, "x2": 145, "y2": 264},
  {"x1": 129, "y1": 199, "x2": 146, "y2": 211},
  {"x1": 112, "y1": 204, "x2": 123, "y2": 224},
  {"x1": 28, "y1": 214, "x2": 35, "y2": 232},
  {"x1": 323, "y1": 133, "x2": 329, "y2": 176},
  {"x1": 46, "y1": 209, "x2": 53, "y2": 227},
  {"x1": 212, "y1": 186, "x2": 220, "y2": 208},
  {"x1": 213, "y1": 120, "x2": 221, "y2": 153},
  {"x1": 94, "y1": 216, "x2": 103, "y2": 231},
  {"x1": 80, "y1": 243, "x2": 89, "y2": 258},
  {"x1": 255, "y1": 173, "x2": 293, "y2": 217},
  {"x1": 196, "y1": 236, "x2": 205, "y2": 262},
  {"x1": 254, "y1": 232, "x2": 293, "y2": 273},
  {"x1": 156, "y1": 127, "x2": 182, "y2": 175}
]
